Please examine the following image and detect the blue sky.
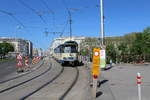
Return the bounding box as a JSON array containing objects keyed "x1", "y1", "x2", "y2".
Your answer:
[{"x1": 0, "y1": 0, "x2": 150, "y2": 50}]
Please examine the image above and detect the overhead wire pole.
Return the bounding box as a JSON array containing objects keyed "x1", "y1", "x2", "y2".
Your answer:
[
  {"x1": 68, "y1": 10, "x2": 72, "y2": 40},
  {"x1": 100, "y1": 0, "x2": 105, "y2": 47},
  {"x1": 61, "y1": 0, "x2": 74, "y2": 40}
]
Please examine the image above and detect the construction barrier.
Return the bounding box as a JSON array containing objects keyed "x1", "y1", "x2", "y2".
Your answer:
[
  {"x1": 16, "y1": 54, "x2": 23, "y2": 72},
  {"x1": 32, "y1": 56, "x2": 41, "y2": 64}
]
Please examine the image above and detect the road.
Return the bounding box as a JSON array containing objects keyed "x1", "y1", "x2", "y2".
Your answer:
[
  {"x1": 99, "y1": 64, "x2": 150, "y2": 100},
  {"x1": 0, "y1": 60, "x2": 16, "y2": 81}
]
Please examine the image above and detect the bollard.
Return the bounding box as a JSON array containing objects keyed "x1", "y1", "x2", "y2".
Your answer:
[{"x1": 137, "y1": 72, "x2": 142, "y2": 100}]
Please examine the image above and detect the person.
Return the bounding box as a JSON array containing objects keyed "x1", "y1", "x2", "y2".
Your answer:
[{"x1": 110, "y1": 59, "x2": 112, "y2": 67}]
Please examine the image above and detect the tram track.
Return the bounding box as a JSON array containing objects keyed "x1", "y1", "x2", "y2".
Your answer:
[
  {"x1": 24, "y1": 65, "x2": 79, "y2": 100},
  {"x1": 59, "y1": 67, "x2": 79, "y2": 100},
  {"x1": 0, "y1": 60, "x2": 44, "y2": 84},
  {"x1": 0, "y1": 59, "x2": 80, "y2": 100},
  {"x1": 20, "y1": 65, "x2": 64, "y2": 100},
  {"x1": 0, "y1": 61, "x2": 51, "y2": 94}
]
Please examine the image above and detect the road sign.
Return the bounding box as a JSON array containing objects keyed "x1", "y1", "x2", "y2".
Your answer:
[
  {"x1": 100, "y1": 49, "x2": 106, "y2": 69},
  {"x1": 92, "y1": 48, "x2": 100, "y2": 78}
]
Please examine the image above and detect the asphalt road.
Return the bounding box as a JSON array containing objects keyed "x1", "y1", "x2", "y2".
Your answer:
[{"x1": 0, "y1": 60, "x2": 16, "y2": 81}]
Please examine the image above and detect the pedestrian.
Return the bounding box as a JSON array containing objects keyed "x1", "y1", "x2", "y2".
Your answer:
[{"x1": 110, "y1": 59, "x2": 112, "y2": 67}]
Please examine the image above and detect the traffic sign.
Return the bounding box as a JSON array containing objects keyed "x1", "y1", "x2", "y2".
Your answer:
[
  {"x1": 100, "y1": 49, "x2": 106, "y2": 69},
  {"x1": 92, "y1": 48, "x2": 100, "y2": 77}
]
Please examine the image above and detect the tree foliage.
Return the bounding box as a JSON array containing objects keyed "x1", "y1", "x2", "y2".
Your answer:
[
  {"x1": 79, "y1": 27, "x2": 150, "y2": 63},
  {"x1": 0, "y1": 42, "x2": 14, "y2": 57},
  {"x1": 106, "y1": 44, "x2": 116, "y2": 63}
]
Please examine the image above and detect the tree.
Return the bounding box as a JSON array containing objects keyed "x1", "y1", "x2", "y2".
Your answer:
[
  {"x1": 0, "y1": 42, "x2": 14, "y2": 58},
  {"x1": 106, "y1": 44, "x2": 116, "y2": 63}
]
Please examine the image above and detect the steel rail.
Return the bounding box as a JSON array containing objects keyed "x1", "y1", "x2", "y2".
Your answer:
[
  {"x1": 59, "y1": 67, "x2": 79, "y2": 100},
  {"x1": 0, "y1": 62, "x2": 51, "y2": 94},
  {"x1": 20, "y1": 66, "x2": 64, "y2": 100}
]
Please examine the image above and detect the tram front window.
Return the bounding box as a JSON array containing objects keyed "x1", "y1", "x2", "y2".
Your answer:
[
  {"x1": 64, "y1": 46, "x2": 77, "y2": 53},
  {"x1": 64, "y1": 47, "x2": 71, "y2": 53}
]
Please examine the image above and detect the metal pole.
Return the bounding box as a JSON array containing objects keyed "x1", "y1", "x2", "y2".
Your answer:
[
  {"x1": 138, "y1": 84, "x2": 141, "y2": 100},
  {"x1": 137, "y1": 72, "x2": 142, "y2": 100},
  {"x1": 100, "y1": 0, "x2": 104, "y2": 46},
  {"x1": 68, "y1": 11, "x2": 72, "y2": 40},
  {"x1": 92, "y1": 78, "x2": 97, "y2": 99}
]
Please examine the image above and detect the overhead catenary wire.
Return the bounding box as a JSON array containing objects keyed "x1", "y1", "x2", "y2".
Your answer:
[
  {"x1": 60, "y1": 0, "x2": 73, "y2": 39},
  {"x1": 40, "y1": 0, "x2": 55, "y2": 25},
  {"x1": 60, "y1": 20, "x2": 69, "y2": 37},
  {"x1": 40, "y1": 0, "x2": 56, "y2": 34},
  {"x1": 19, "y1": 0, "x2": 47, "y2": 25},
  {"x1": 0, "y1": 9, "x2": 25, "y2": 28}
]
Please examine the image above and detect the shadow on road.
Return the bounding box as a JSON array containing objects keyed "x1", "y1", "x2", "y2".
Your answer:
[
  {"x1": 96, "y1": 79, "x2": 108, "y2": 98},
  {"x1": 96, "y1": 91, "x2": 103, "y2": 97},
  {"x1": 103, "y1": 65, "x2": 114, "y2": 71},
  {"x1": 98, "y1": 79, "x2": 109, "y2": 87}
]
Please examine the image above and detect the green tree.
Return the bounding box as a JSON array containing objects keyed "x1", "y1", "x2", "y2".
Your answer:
[
  {"x1": 106, "y1": 44, "x2": 116, "y2": 63},
  {"x1": 118, "y1": 43, "x2": 130, "y2": 63},
  {"x1": 0, "y1": 42, "x2": 14, "y2": 57}
]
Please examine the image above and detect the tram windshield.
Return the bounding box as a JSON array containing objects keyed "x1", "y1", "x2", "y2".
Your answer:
[{"x1": 64, "y1": 46, "x2": 77, "y2": 53}]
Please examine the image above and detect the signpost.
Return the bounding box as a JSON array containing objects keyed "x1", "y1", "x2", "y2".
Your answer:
[
  {"x1": 92, "y1": 48, "x2": 100, "y2": 98},
  {"x1": 100, "y1": 50, "x2": 106, "y2": 69}
]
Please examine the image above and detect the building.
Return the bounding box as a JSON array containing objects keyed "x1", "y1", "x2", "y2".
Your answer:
[
  {"x1": 0, "y1": 37, "x2": 33, "y2": 57},
  {"x1": 33, "y1": 48, "x2": 43, "y2": 56}
]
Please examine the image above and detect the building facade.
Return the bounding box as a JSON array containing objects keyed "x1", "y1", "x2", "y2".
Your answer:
[{"x1": 0, "y1": 37, "x2": 33, "y2": 57}]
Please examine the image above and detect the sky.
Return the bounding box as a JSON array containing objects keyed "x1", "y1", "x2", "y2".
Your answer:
[{"x1": 0, "y1": 0, "x2": 150, "y2": 50}]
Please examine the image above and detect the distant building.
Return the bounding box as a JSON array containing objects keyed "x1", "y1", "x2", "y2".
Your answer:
[
  {"x1": 33, "y1": 48, "x2": 43, "y2": 56},
  {"x1": 0, "y1": 37, "x2": 33, "y2": 57}
]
